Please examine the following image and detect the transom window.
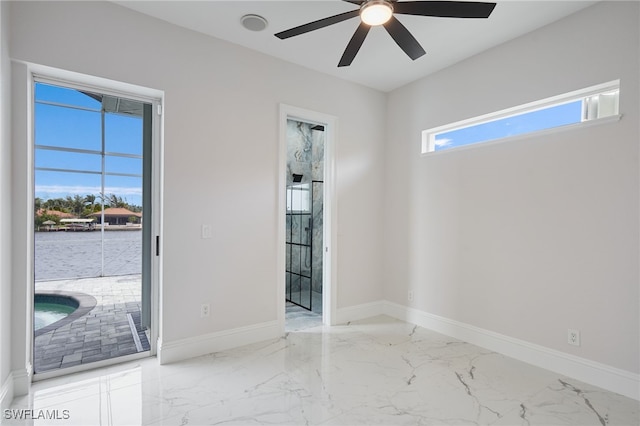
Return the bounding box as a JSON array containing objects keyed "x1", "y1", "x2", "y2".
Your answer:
[{"x1": 422, "y1": 80, "x2": 620, "y2": 154}]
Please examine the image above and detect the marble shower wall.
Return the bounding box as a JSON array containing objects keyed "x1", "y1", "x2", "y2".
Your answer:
[
  {"x1": 286, "y1": 119, "x2": 324, "y2": 295},
  {"x1": 286, "y1": 120, "x2": 324, "y2": 184}
]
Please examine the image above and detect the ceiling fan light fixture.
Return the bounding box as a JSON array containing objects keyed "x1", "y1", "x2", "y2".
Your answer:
[{"x1": 360, "y1": 1, "x2": 393, "y2": 26}]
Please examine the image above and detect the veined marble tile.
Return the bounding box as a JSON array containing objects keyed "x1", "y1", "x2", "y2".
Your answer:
[
  {"x1": 5, "y1": 315, "x2": 638, "y2": 426},
  {"x1": 491, "y1": 377, "x2": 640, "y2": 426}
]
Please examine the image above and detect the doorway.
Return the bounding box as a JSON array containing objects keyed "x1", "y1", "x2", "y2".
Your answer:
[
  {"x1": 32, "y1": 79, "x2": 159, "y2": 376},
  {"x1": 279, "y1": 105, "x2": 337, "y2": 331},
  {"x1": 285, "y1": 121, "x2": 324, "y2": 318}
]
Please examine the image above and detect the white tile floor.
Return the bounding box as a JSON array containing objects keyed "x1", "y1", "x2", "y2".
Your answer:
[
  {"x1": 285, "y1": 302, "x2": 322, "y2": 332},
  {"x1": 6, "y1": 316, "x2": 639, "y2": 425}
]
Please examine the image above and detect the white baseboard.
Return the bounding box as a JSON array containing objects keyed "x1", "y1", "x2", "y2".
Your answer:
[
  {"x1": 158, "y1": 320, "x2": 281, "y2": 365},
  {"x1": 0, "y1": 372, "x2": 13, "y2": 411},
  {"x1": 383, "y1": 301, "x2": 639, "y2": 401},
  {"x1": 334, "y1": 300, "x2": 384, "y2": 325},
  {"x1": 0, "y1": 368, "x2": 30, "y2": 411},
  {"x1": 11, "y1": 368, "x2": 29, "y2": 398}
]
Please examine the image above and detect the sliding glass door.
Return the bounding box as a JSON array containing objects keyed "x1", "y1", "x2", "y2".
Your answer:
[{"x1": 33, "y1": 81, "x2": 154, "y2": 374}]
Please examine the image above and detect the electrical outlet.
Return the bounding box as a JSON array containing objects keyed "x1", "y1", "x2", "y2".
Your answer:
[
  {"x1": 201, "y1": 303, "x2": 210, "y2": 318},
  {"x1": 568, "y1": 329, "x2": 580, "y2": 346},
  {"x1": 408, "y1": 290, "x2": 414, "y2": 302},
  {"x1": 201, "y1": 224, "x2": 212, "y2": 239}
]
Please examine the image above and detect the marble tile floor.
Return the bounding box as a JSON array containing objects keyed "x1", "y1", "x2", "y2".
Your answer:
[
  {"x1": 285, "y1": 302, "x2": 323, "y2": 332},
  {"x1": 6, "y1": 315, "x2": 638, "y2": 425},
  {"x1": 34, "y1": 275, "x2": 150, "y2": 373}
]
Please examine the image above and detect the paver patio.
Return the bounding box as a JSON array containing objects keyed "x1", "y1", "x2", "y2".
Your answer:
[{"x1": 34, "y1": 275, "x2": 150, "y2": 373}]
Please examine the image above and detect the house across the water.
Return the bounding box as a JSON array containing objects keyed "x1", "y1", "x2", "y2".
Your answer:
[{"x1": 90, "y1": 207, "x2": 142, "y2": 227}]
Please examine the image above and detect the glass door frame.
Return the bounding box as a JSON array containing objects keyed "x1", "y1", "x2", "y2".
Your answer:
[{"x1": 29, "y1": 72, "x2": 163, "y2": 381}]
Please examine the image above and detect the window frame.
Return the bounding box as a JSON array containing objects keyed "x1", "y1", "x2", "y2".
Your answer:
[
  {"x1": 421, "y1": 80, "x2": 621, "y2": 155},
  {"x1": 34, "y1": 82, "x2": 146, "y2": 200}
]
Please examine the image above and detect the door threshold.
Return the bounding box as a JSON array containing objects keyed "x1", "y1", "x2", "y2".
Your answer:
[{"x1": 32, "y1": 351, "x2": 152, "y2": 382}]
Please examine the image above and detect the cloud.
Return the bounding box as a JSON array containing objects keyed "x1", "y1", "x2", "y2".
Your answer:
[
  {"x1": 35, "y1": 185, "x2": 142, "y2": 197},
  {"x1": 434, "y1": 138, "x2": 452, "y2": 147}
]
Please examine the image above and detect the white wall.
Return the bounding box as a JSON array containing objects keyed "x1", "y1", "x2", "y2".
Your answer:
[
  {"x1": 384, "y1": 1, "x2": 639, "y2": 374},
  {"x1": 9, "y1": 0, "x2": 385, "y2": 365},
  {"x1": 0, "y1": 0, "x2": 13, "y2": 409},
  {"x1": 9, "y1": 0, "x2": 637, "y2": 400}
]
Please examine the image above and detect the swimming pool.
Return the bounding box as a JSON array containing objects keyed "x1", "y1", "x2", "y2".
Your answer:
[
  {"x1": 34, "y1": 294, "x2": 80, "y2": 333},
  {"x1": 34, "y1": 303, "x2": 77, "y2": 330}
]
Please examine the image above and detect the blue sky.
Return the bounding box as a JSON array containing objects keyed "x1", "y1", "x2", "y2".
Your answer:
[
  {"x1": 35, "y1": 83, "x2": 144, "y2": 207},
  {"x1": 433, "y1": 100, "x2": 583, "y2": 151}
]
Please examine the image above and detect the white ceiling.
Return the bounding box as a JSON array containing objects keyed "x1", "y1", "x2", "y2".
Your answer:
[{"x1": 114, "y1": 0, "x2": 597, "y2": 92}]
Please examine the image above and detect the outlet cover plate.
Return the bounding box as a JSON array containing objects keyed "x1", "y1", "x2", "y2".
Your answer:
[
  {"x1": 568, "y1": 329, "x2": 580, "y2": 346},
  {"x1": 202, "y1": 224, "x2": 212, "y2": 239},
  {"x1": 201, "y1": 303, "x2": 210, "y2": 318}
]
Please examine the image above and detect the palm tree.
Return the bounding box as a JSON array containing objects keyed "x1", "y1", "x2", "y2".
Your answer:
[
  {"x1": 107, "y1": 194, "x2": 127, "y2": 208},
  {"x1": 66, "y1": 195, "x2": 85, "y2": 217},
  {"x1": 83, "y1": 194, "x2": 99, "y2": 215},
  {"x1": 84, "y1": 194, "x2": 96, "y2": 207},
  {"x1": 44, "y1": 197, "x2": 65, "y2": 212}
]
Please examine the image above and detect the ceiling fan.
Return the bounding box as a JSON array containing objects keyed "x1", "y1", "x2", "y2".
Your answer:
[{"x1": 275, "y1": 0, "x2": 497, "y2": 67}]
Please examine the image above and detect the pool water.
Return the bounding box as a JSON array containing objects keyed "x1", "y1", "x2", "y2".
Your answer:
[{"x1": 34, "y1": 302, "x2": 77, "y2": 330}]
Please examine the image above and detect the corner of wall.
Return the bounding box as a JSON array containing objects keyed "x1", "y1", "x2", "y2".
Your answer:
[
  {"x1": 0, "y1": 0, "x2": 14, "y2": 407},
  {"x1": 9, "y1": 368, "x2": 29, "y2": 399},
  {"x1": 0, "y1": 367, "x2": 30, "y2": 410},
  {"x1": 8, "y1": 59, "x2": 32, "y2": 405},
  {"x1": 0, "y1": 372, "x2": 13, "y2": 411},
  {"x1": 383, "y1": 301, "x2": 640, "y2": 401}
]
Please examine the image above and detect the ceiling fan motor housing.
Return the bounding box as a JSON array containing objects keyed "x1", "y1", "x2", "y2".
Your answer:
[{"x1": 360, "y1": 0, "x2": 394, "y2": 26}]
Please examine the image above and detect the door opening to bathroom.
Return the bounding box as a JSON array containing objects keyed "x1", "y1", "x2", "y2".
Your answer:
[
  {"x1": 280, "y1": 105, "x2": 336, "y2": 330},
  {"x1": 285, "y1": 119, "x2": 324, "y2": 316}
]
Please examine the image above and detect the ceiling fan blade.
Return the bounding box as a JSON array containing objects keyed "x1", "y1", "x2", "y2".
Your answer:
[
  {"x1": 393, "y1": 1, "x2": 497, "y2": 18},
  {"x1": 338, "y1": 23, "x2": 371, "y2": 67},
  {"x1": 275, "y1": 10, "x2": 360, "y2": 39},
  {"x1": 383, "y1": 16, "x2": 426, "y2": 60},
  {"x1": 342, "y1": 0, "x2": 364, "y2": 4}
]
